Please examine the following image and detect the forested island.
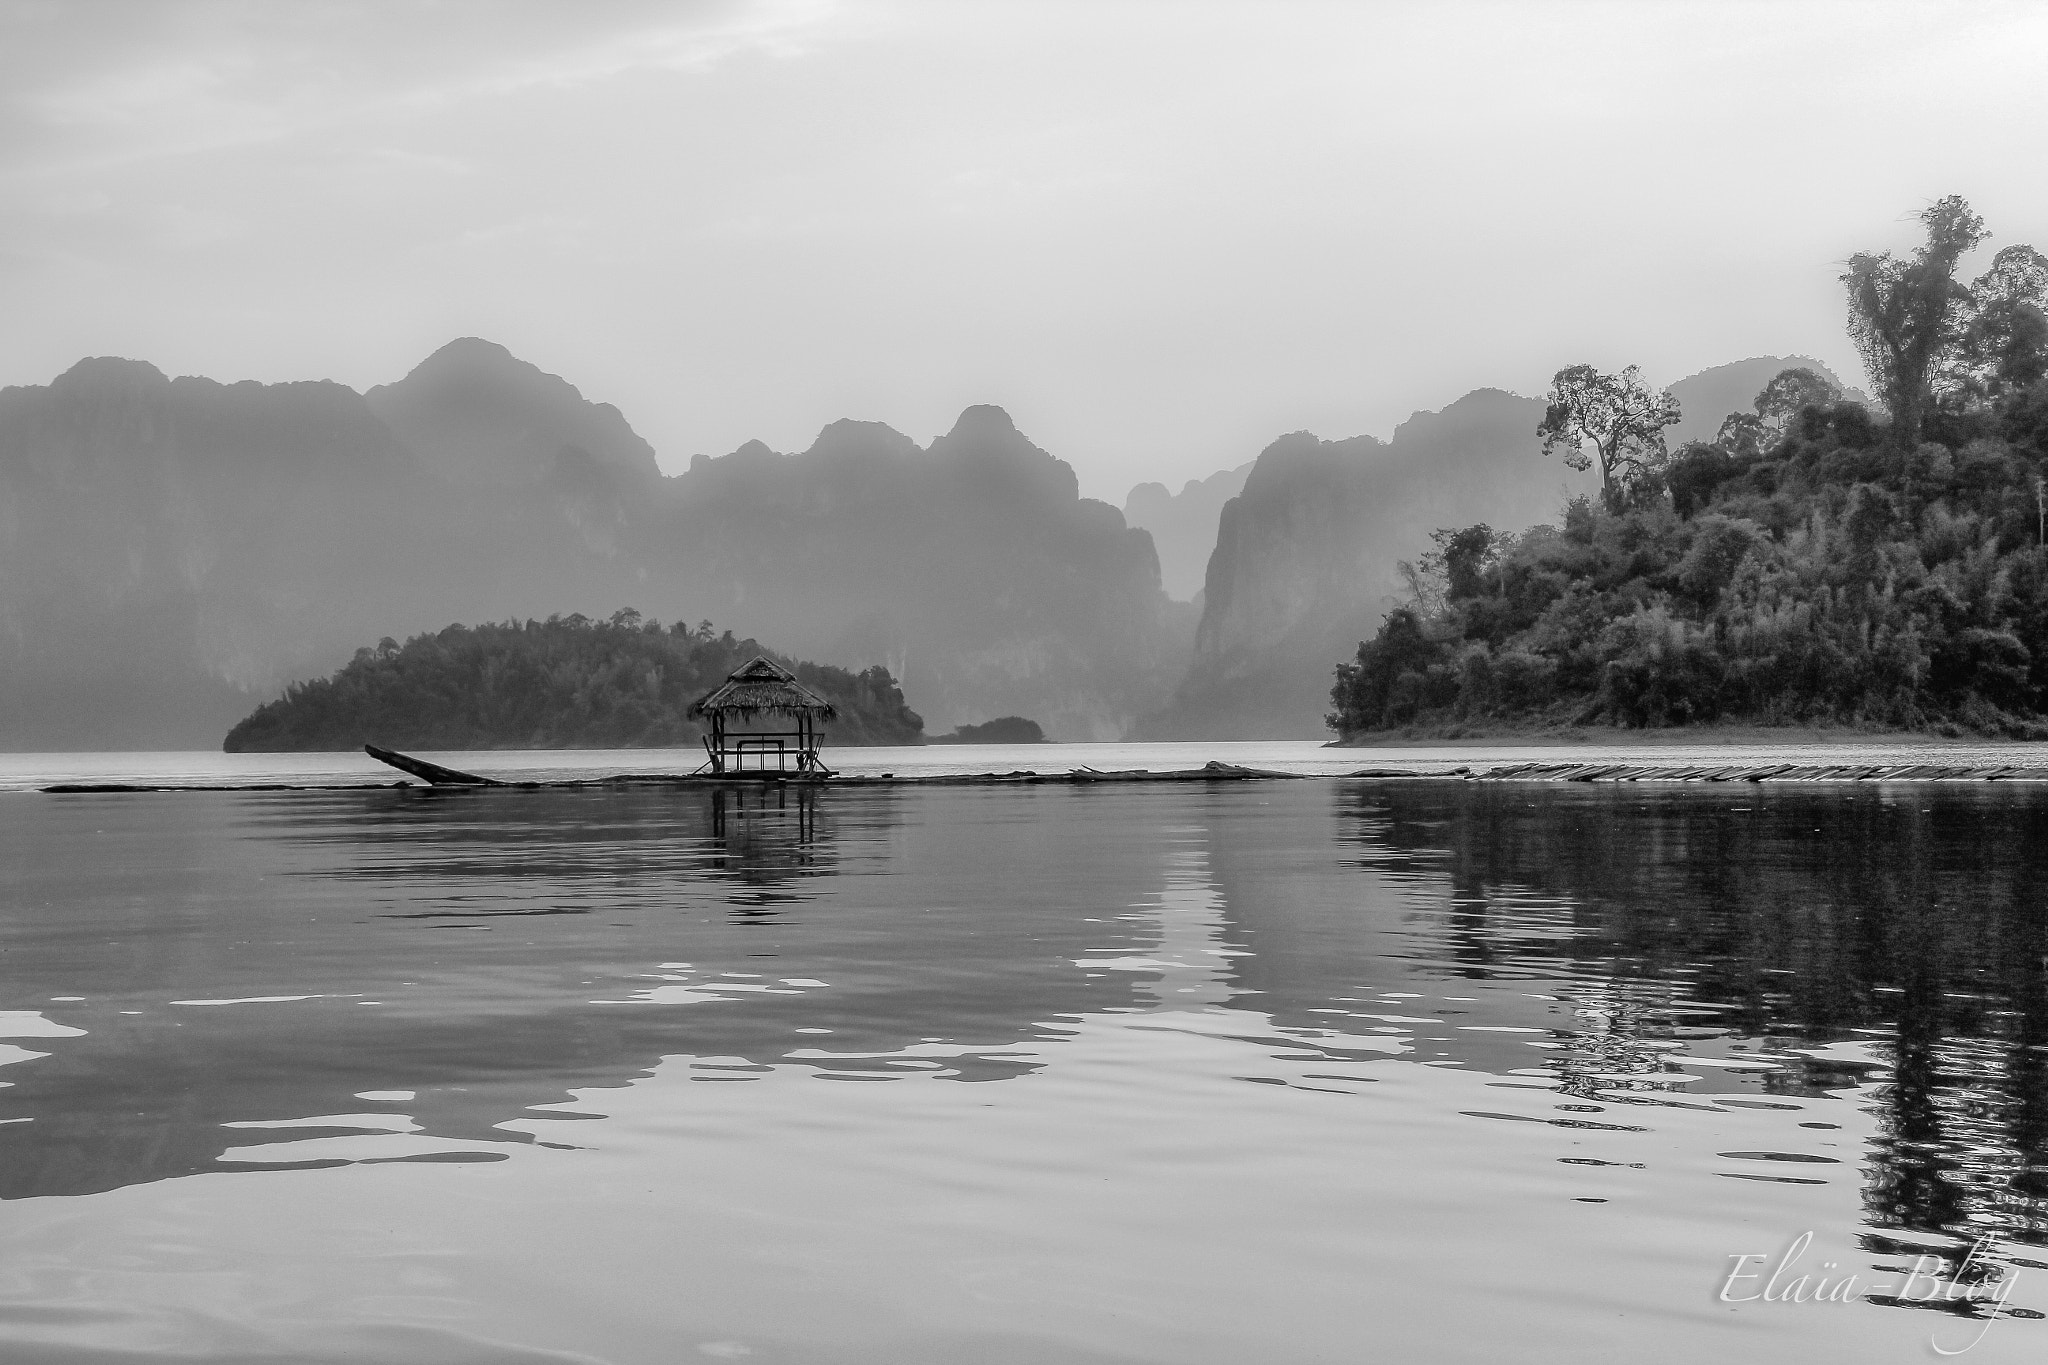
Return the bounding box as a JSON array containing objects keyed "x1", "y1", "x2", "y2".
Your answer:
[
  {"x1": 222, "y1": 613, "x2": 925, "y2": 752},
  {"x1": 1330, "y1": 196, "x2": 2048, "y2": 740},
  {"x1": 929, "y1": 716, "x2": 1047, "y2": 744}
]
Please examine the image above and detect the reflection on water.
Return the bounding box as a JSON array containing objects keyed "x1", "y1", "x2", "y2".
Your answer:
[
  {"x1": 2, "y1": 778, "x2": 2048, "y2": 1360},
  {"x1": 0, "y1": 783, "x2": 1169, "y2": 1198},
  {"x1": 1338, "y1": 786, "x2": 2048, "y2": 1245}
]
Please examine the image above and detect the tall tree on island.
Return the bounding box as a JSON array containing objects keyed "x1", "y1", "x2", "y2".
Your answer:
[
  {"x1": 1537, "y1": 364, "x2": 1681, "y2": 510},
  {"x1": 1841, "y1": 194, "x2": 1987, "y2": 450}
]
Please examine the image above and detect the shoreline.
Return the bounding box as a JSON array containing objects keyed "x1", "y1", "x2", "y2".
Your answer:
[{"x1": 1328, "y1": 725, "x2": 2044, "y2": 749}]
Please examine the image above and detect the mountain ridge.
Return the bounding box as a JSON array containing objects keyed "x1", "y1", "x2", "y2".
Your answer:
[
  {"x1": 0, "y1": 342, "x2": 1187, "y2": 748},
  {"x1": 364, "y1": 337, "x2": 662, "y2": 484}
]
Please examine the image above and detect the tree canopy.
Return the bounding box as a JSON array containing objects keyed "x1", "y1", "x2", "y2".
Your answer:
[
  {"x1": 1841, "y1": 195, "x2": 1990, "y2": 451},
  {"x1": 223, "y1": 614, "x2": 925, "y2": 752},
  {"x1": 1332, "y1": 198, "x2": 2048, "y2": 739},
  {"x1": 1755, "y1": 367, "x2": 1842, "y2": 434},
  {"x1": 1537, "y1": 364, "x2": 1681, "y2": 510}
]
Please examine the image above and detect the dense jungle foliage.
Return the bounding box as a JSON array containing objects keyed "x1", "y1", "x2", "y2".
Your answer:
[
  {"x1": 223, "y1": 612, "x2": 925, "y2": 751},
  {"x1": 1331, "y1": 197, "x2": 2048, "y2": 737}
]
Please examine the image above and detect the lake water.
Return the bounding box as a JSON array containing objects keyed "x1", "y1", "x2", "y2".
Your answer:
[{"x1": 5, "y1": 752, "x2": 2048, "y2": 1361}]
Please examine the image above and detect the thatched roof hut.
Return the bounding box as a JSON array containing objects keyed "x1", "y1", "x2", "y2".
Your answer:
[
  {"x1": 690, "y1": 657, "x2": 837, "y2": 722},
  {"x1": 691, "y1": 657, "x2": 836, "y2": 775}
]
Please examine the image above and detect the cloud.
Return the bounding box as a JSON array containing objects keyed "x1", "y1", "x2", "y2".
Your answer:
[
  {"x1": 0, "y1": 0, "x2": 854, "y2": 173},
  {"x1": 1, "y1": 0, "x2": 2045, "y2": 499}
]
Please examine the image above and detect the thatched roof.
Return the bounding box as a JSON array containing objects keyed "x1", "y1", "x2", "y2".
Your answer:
[{"x1": 691, "y1": 656, "x2": 837, "y2": 720}]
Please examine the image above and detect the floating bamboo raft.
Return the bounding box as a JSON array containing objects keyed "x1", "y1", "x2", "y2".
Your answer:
[
  {"x1": 39, "y1": 754, "x2": 1305, "y2": 793},
  {"x1": 1457, "y1": 761, "x2": 2048, "y2": 783},
  {"x1": 34, "y1": 748, "x2": 2048, "y2": 794}
]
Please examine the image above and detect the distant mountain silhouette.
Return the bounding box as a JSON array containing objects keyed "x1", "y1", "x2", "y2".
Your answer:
[
  {"x1": 0, "y1": 357, "x2": 437, "y2": 747},
  {"x1": 0, "y1": 348, "x2": 1186, "y2": 748},
  {"x1": 657, "y1": 405, "x2": 1194, "y2": 740},
  {"x1": 1664, "y1": 356, "x2": 1854, "y2": 446},
  {"x1": 1139, "y1": 389, "x2": 1602, "y2": 738},
  {"x1": 1123, "y1": 461, "x2": 1253, "y2": 601},
  {"x1": 364, "y1": 338, "x2": 661, "y2": 483}
]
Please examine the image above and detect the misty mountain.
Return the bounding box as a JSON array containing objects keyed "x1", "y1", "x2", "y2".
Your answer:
[
  {"x1": 0, "y1": 356, "x2": 444, "y2": 748},
  {"x1": 0, "y1": 348, "x2": 1188, "y2": 749},
  {"x1": 364, "y1": 338, "x2": 662, "y2": 484},
  {"x1": 1137, "y1": 357, "x2": 1835, "y2": 739},
  {"x1": 1123, "y1": 460, "x2": 1254, "y2": 601},
  {"x1": 1144, "y1": 359, "x2": 1864, "y2": 740},
  {"x1": 652, "y1": 405, "x2": 1194, "y2": 740},
  {"x1": 1139, "y1": 389, "x2": 1599, "y2": 738},
  {"x1": 1663, "y1": 355, "x2": 1853, "y2": 446}
]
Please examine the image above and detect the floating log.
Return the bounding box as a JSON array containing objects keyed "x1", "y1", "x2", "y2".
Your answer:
[
  {"x1": 363, "y1": 745, "x2": 500, "y2": 786},
  {"x1": 42, "y1": 781, "x2": 412, "y2": 794}
]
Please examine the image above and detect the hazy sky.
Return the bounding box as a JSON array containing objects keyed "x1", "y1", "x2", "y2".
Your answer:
[{"x1": 4, "y1": 0, "x2": 2046, "y2": 501}]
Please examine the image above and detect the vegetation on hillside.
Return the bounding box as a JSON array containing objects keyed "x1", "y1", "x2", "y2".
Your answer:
[
  {"x1": 1331, "y1": 197, "x2": 2048, "y2": 738},
  {"x1": 224, "y1": 612, "x2": 925, "y2": 751}
]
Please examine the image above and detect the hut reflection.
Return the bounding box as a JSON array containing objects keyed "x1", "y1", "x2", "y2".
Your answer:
[{"x1": 708, "y1": 782, "x2": 823, "y2": 913}]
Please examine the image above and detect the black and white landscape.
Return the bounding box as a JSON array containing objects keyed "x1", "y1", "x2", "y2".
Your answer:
[{"x1": 4, "y1": 5, "x2": 2048, "y2": 1364}]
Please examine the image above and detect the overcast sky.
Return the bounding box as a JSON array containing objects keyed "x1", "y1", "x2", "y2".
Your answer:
[{"x1": 4, "y1": 0, "x2": 2045, "y2": 501}]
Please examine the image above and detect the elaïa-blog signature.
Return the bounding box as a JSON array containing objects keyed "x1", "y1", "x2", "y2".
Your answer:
[{"x1": 1720, "y1": 1231, "x2": 2036, "y2": 1355}]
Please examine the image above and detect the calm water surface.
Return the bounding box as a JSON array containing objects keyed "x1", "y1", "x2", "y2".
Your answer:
[
  {"x1": 3, "y1": 773, "x2": 2048, "y2": 1362},
  {"x1": 5, "y1": 735, "x2": 2047, "y2": 790}
]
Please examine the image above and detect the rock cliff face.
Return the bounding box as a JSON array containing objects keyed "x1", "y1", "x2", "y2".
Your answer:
[
  {"x1": 1142, "y1": 389, "x2": 1599, "y2": 738},
  {"x1": 1123, "y1": 460, "x2": 1254, "y2": 601},
  {"x1": 0, "y1": 357, "x2": 434, "y2": 746},
  {"x1": 0, "y1": 349, "x2": 1188, "y2": 748},
  {"x1": 657, "y1": 406, "x2": 1193, "y2": 740}
]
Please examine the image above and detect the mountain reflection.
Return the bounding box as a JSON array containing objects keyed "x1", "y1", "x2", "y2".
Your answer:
[
  {"x1": 0, "y1": 784, "x2": 1176, "y2": 1198},
  {"x1": 1332, "y1": 782, "x2": 2048, "y2": 1260}
]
